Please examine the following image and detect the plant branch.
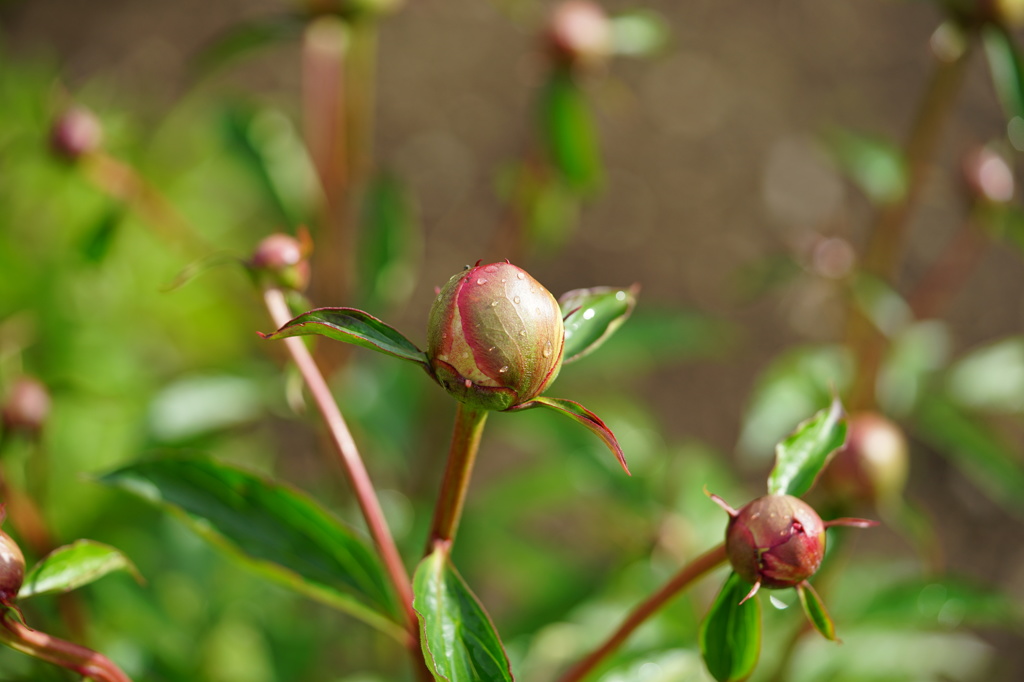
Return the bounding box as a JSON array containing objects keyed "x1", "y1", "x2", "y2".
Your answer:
[
  {"x1": 262, "y1": 289, "x2": 420, "y2": 648},
  {"x1": 425, "y1": 403, "x2": 489, "y2": 553},
  {"x1": 907, "y1": 209, "x2": 988, "y2": 319},
  {"x1": 556, "y1": 543, "x2": 728, "y2": 682},
  {"x1": 846, "y1": 37, "x2": 973, "y2": 411},
  {"x1": 0, "y1": 612, "x2": 131, "y2": 682}
]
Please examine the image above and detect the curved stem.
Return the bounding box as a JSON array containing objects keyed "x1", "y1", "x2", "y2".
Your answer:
[
  {"x1": 556, "y1": 543, "x2": 728, "y2": 682},
  {"x1": 262, "y1": 289, "x2": 422, "y2": 653},
  {"x1": 425, "y1": 404, "x2": 489, "y2": 553},
  {"x1": 0, "y1": 612, "x2": 130, "y2": 682}
]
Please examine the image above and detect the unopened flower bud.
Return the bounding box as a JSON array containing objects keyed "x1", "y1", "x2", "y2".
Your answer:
[
  {"x1": 2, "y1": 378, "x2": 51, "y2": 435},
  {"x1": 963, "y1": 146, "x2": 1014, "y2": 204},
  {"x1": 50, "y1": 106, "x2": 103, "y2": 160},
  {"x1": 546, "y1": 1, "x2": 613, "y2": 69},
  {"x1": 725, "y1": 494, "x2": 826, "y2": 591},
  {"x1": 822, "y1": 412, "x2": 909, "y2": 506},
  {"x1": 250, "y1": 233, "x2": 311, "y2": 291},
  {"x1": 427, "y1": 261, "x2": 564, "y2": 411},
  {"x1": 0, "y1": 529, "x2": 25, "y2": 605}
]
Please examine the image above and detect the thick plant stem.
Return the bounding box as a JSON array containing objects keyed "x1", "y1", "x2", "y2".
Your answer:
[
  {"x1": 557, "y1": 543, "x2": 728, "y2": 682},
  {"x1": 846, "y1": 39, "x2": 972, "y2": 411},
  {"x1": 425, "y1": 404, "x2": 489, "y2": 552},
  {"x1": 0, "y1": 612, "x2": 131, "y2": 682},
  {"x1": 262, "y1": 290, "x2": 420, "y2": 645}
]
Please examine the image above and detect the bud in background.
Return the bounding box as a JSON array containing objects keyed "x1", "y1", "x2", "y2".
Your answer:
[
  {"x1": 427, "y1": 261, "x2": 564, "y2": 411},
  {"x1": 822, "y1": 412, "x2": 909, "y2": 507},
  {"x1": 250, "y1": 232, "x2": 312, "y2": 292},
  {"x1": 1, "y1": 378, "x2": 51, "y2": 436},
  {"x1": 546, "y1": 1, "x2": 613, "y2": 70},
  {"x1": 963, "y1": 146, "x2": 1014, "y2": 205},
  {"x1": 49, "y1": 106, "x2": 103, "y2": 161}
]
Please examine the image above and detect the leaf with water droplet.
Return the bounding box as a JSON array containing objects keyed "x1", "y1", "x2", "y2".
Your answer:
[{"x1": 559, "y1": 284, "x2": 640, "y2": 364}]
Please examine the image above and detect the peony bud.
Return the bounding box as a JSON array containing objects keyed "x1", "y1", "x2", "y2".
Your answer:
[
  {"x1": 250, "y1": 233, "x2": 311, "y2": 291},
  {"x1": 822, "y1": 412, "x2": 909, "y2": 506},
  {"x1": 0, "y1": 529, "x2": 24, "y2": 605},
  {"x1": 725, "y1": 494, "x2": 826, "y2": 592},
  {"x1": 427, "y1": 262, "x2": 565, "y2": 411},
  {"x1": 546, "y1": 0, "x2": 613, "y2": 69},
  {"x1": 50, "y1": 106, "x2": 103, "y2": 160},
  {"x1": 1, "y1": 377, "x2": 51, "y2": 435}
]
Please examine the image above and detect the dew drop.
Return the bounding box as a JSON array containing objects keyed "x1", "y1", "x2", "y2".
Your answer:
[
  {"x1": 498, "y1": 366, "x2": 509, "y2": 373},
  {"x1": 487, "y1": 346, "x2": 496, "y2": 352},
  {"x1": 464, "y1": 379, "x2": 472, "y2": 388},
  {"x1": 520, "y1": 330, "x2": 528, "y2": 337},
  {"x1": 542, "y1": 341, "x2": 553, "y2": 358},
  {"x1": 490, "y1": 300, "x2": 499, "y2": 307},
  {"x1": 516, "y1": 272, "x2": 525, "y2": 280},
  {"x1": 513, "y1": 296, "x2": 521, "y2": 304},
  {"x1": 477, "y1": 278, "x2": 488, "y2": 285}
]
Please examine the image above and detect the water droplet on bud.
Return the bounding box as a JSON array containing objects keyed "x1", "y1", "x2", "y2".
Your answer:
[
  {"x1": 517, "y1": 272, "x2": 525, "y2": 280},
  {"x1": 542, "y1": 341, "x2": 553, "y2": 358},
  {"x1": 499, "y1": 366, "x2": 509, "y2": 373},
  {"x1": 477, "y1": 278, "x2": 488, "y2": 285},
  {"x1": 513, "y1": 296, "x2": 521, "y2": 304}
]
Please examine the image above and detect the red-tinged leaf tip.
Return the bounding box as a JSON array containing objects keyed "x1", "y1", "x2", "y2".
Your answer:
[
  {"x1": 739, "y1": 579, "x2": 761, "y2": 605},
  {"x1": 256, "y1": 331, "x2": 271, "y2": 339},
  {"x1": 705, "y1": 489, "x2": 739, "y2": 517},
  {"x1": 824, "y1": 517, "x2": 880, "y2": 529}
]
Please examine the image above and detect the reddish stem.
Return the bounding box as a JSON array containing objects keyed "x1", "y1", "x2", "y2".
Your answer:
[
  {"x1": 0, "y1": 612, "x2": 131, "y2": 682},
  {"x1": 556, "y1": 543, "x2": 728, "y2": 682},
  {"x1": 262, "y1": 289, "x2": 421, "y2": 650}
]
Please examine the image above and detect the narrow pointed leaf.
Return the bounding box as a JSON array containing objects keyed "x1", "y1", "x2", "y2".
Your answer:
[
  {"x1": 797, "y1": 582, "x2": 837, "y2": 641},
  {"x1": 767, "y1": 397, "x2": 847, "y2": 497},
  {"x1": 539, "y1": 68, "x2": 602, "y2": 193},
  {"x1": 262, "y1": 307, "x2": 429, "y2": 368},
  {"x1": 823, "y1": 127, "x2": 906, "y2": 205},
  {"x1": 699, "y1": 572, "x2": 762, "y2": 682},
  {"x1": 413, "y1": 547, "x2": 515, "y2": 682},
  {"x1": 18, "y1": 540, "x2": 141, "y2": 600},
  {"x1": 559, "y1": 284, "x2": 640, "y2": 364},
  {"x1": 510, "y1": 396, "x2": 629, "y2": 474},
  {"x1": 983, "y1": 24, "x2": 1024, "y2": 122},
  {"x1": 99, "y1": 456, "x2": 404, "y2": 640}
]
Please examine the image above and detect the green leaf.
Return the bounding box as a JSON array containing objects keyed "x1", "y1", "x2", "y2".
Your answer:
[
  {"x1": 823, "y1": 128, "x2": 906, "y2": 205},
  {"x1": 99, "y1": 456, "x2": 404, "y2": 640},
  {"x1": 983, "y1": 24, "x2": 1024, "y2": 122},
  {"x1": 797, "y1": 582, "x2": 836, "y2": 641},
  {"x1": 913, "y1": 395, "x2": 1024, "y2": 516},
  {"x1": 358, "y1": 173, "x2": 422, "y2": 311},
  {"x1": 699, "y1": 572, "x2": 762, "y2": 682},
  {"x1": 539, "y1": 68, "x2": 602, "y2": 193},
  {"x1": 510, "y1": 396, "x2": 629, "y2": 474},
  {"x1": 18, "y1": 540, "x2": 140, "y2": 600},
  {"x1": 193, "y1": 14, "x2": 306, "y2": 75},
  {"x1": 78, "y1": 207, "x2": 122, "y2": 264},
  {"x1": 413, "y1": 547, "x2": 514, "y2": 682},
  {"x1": 262, "y1": 307, "x2": 429, "y2": 368},
  {"x1": 946, "y1": 336, "x2": 1024, "y2": 413},
  {"x1": 559, "y1": 284, "x2": 639, "y2": 364},
  {"x1": 609, "y1": 10, "x2": 670, "y2": 57},
  {"x1": 767, "y1": 397, "x2": 847, "y2": 497}
]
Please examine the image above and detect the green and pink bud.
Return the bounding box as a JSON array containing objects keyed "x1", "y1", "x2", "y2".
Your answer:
[
  {"x1": 2, "y1": 377, "x2": 51, "y2": 436},
  {"x1": 249, "y1": 232, "x2": 312, "y2": 292},
  {"x1": 50, "y1": 106, "x2": 103, "y2": 161},
  {"x1": 711, "y1": 493, "x2": 875, "y2": 601},
  {"x1": 822, "y1": 412, "x2": 909, "y2": 507},
  {"x1": 427, "y1": 262, "x2": 565, "y2": 411},
  {"x1": 0, "y1": 526, "x2": 25, "y2": 606}
]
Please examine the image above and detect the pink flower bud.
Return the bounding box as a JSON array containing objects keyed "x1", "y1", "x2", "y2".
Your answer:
[
  {"x1": 50, "y1": 106, "x2": 103, "y2": 160},
  {"x1": 1, "y1": 378, "x2": 51, "y2": 435},
  {"x1": 822, "y1": 412, "x2": 909, "y2": 506},
  {"x1": 725, "y1": 494, "x2": 826, "y2": 591},
  {"x1": 0, "y1": 529, "x2": 24, "y2": 605},
  {"x1": 546, "y1": 0, "x2": 613, "y2": 69},
  {"x1": 250, "y1": 233, "x2": 311, "y2": 291},
  {"x1": 427, "y1": 262, "x2": 564, "y2": 411},
  {"x1": 962, "y1": 146, "x2": 1014, "y2": 204}
]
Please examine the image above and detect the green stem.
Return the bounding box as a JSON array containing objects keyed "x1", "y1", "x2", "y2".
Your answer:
[
  {"x1": 425, "y1": 404, "x2": 489, "y2": 552},
  {"x1": 556, "y1": 543, "x2": 728, "y2": 682},
  {"x1": 846, "y1": 35, "x2": 973, "y2": 411},
  {"x1": 0, "y1": 611, "x2": 131, "y2": 682}
]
